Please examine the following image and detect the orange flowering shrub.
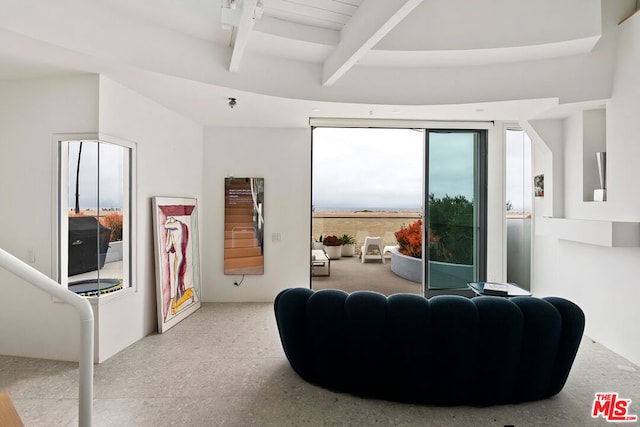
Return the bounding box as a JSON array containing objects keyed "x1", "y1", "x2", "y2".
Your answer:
[
  {"x1": 395, "y1": 219, "x2": 454, "y2": 261},
  {"x1": 99, "y1": 212, "x2": 123, "y2": 242},
  {"x1": 395, "y1": 219, "x2": 422, "y2": 258}
]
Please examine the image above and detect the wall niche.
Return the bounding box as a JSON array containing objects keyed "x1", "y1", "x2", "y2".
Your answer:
[{"x1": 582, "y1": 108, "x2": 607, "y2": 202}]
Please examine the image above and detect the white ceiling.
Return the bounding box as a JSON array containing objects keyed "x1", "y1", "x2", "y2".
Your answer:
[{"x1": 0, "y1": 0, "x2": 632, "y2": 128}]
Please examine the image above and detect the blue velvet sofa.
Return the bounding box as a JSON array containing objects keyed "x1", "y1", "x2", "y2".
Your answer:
[{"x1": 274, "y1": 288, "x2": 585, "y2": 406}]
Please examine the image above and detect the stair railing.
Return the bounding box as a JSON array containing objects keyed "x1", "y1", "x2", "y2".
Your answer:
[
  {"x1": 0, "y1": 248, "x2": 93, "y2": 426},
  {"x1": 250, "y1": 178, "x2": 264, "y2": 242}
]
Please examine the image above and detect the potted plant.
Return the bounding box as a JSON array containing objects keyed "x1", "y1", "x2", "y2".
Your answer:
[
  {"x1": 322, "y1": 235, "x2": 343, "y2": 259},
  {"x1": 395, "y1": 219, "x2": 422, "y2": 259},
  {"x1": 391, "y1": 219, "x2": 423, "y2": 283},
  {"x1": 340, "y1": 234, "x2": 356, "y2": 256}
]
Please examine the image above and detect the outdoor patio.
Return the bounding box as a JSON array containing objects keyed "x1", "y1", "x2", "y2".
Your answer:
[{"x1": 311, "y1": 253, "x2": 421, "y2": 296}]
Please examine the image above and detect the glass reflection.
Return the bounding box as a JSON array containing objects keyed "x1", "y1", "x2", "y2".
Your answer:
[
  {"x1": 427, "y1": 131, "x2": 478, "y2": 290},
  {"x1": 65, "y1": 140, "x2": 129, "y2": 296}
]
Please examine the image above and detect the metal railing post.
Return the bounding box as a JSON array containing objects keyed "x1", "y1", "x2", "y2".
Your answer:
[{"x1": 0, "y1": 248, "x2": 93, "y2": 426}]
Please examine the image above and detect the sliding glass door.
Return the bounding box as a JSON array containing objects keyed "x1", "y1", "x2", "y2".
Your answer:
[
  {"x1": 425, "y1": 130, "x2": 486, "y2": 290},
  {"x1": 309, "y1": 125, "x2": 487, "y2": 294}
]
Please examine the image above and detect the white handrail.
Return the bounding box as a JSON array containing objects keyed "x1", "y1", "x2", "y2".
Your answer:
[{"x1": 0, "y1": 248, "x2": 93, "y2": 426}]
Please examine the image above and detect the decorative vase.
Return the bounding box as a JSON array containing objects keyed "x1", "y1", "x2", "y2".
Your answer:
[
  {"x1": 341, "y1": 243, "x2": 355, "y2": 257},
  {"x1": 594, "y1": 151, "x2": 607, "y2": 201},
  {"x1": 324, "y1": 245, "x2": 342, "y2": 259},
  {"x1": 596, "y1": 151, "x2": 606, "y2": 189}
]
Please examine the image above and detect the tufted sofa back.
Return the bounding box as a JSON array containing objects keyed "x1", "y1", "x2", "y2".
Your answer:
[{"x1": 274, "y1": 288, "x2": 585, "y2": 405}]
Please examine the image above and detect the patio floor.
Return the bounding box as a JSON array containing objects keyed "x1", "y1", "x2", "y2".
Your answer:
[{"x1": 311, "y1": 253, "x2": 422, "y2": 296}]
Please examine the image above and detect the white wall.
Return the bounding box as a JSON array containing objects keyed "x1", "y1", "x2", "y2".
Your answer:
[
  {"x1": 202, "y1": 127, "x2": 311, "y2": 302},
  {"x1": 96, "y1": 76, "x2": 203, "y2": 362},
  {"x1": 0, "y1": 75, "x2": 203, "y2": 363},
  {"x1": 0, "y1": 75, "x2": 99, "y2": 361},
  {"x1": 532, "y1": 13, "x2": 640, "y2": 366}
]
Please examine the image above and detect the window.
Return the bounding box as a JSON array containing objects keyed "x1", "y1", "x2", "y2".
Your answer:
[
  {"x1": 57, "y1": 136, "x2": 135, "y2": 297},
  {"x1": 505, "y1": 128, "x2": 532, "y2": 289},
  {"x1": 425, "y1": 130, "x2": 487, "y2": 290}
]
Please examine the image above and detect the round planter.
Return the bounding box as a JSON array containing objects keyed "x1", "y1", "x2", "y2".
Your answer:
[
  {"x1": 105, "y1": 240, "x2": 123, "y2": 263},
  {"x1": 429, "y1": 260, "x2": 474, "y2": 289},
  {"x1": 323, "y1": 245, "x2": 343, "y2": 259},
  {"x1": 390, "y1": 247, "x2": 422, "y2": 283},
  {"x1": 341, "y1": 243, "x2": 355, "y2": 257},
  {"x1": 390, "y1": 247, "x2": 475, "y2": 288}
]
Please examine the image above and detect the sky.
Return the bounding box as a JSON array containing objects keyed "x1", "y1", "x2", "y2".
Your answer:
[
  {"x1": 312, "y1": 128, "x2": 424, "y2": 210},
  {"x1": 67, "y1": 140, "x2": 126, "y2": 210},
  {"x1": 312, "y1": 127, "x2": 482, "y2": 211}
]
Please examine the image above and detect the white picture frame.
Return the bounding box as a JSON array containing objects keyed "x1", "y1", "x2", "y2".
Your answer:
[{"x1": 152, "y1": 197, "x2": 201, "y2": 333}]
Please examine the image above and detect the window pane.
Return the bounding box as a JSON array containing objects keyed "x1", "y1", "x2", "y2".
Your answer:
[
  {"x1": 98, "y1": 142, "x2": 127, "y2": 293},
  {"x1": 67, "y1": 141, "x2": 100, "y2": 292},
  {"x1": 505, "y1": 129, "x2": 532, "y2": 289},
  {"x1": 427, "y1": 131, "x2": 478, "y2": 290},
  {"x1": 62, "y1": 139, "x2": 131, "y2": 296}
]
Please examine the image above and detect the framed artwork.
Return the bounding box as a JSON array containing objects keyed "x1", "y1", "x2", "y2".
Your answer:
[
  {"x1": 152, "y1": 197, "x2": 201, "y2": 333},
  {"x1": 534, "y1": 174, "x2": 544, "y2": 197},
  {"x1": 224, "y1": 177, "x2": 264, "y2": 275}
]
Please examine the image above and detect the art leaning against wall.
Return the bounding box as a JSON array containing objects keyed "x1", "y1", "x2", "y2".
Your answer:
[
  {"x1": 534, "y1": 174, "x2": 544, "y2": 197},
  {"x1": 152, "y1": 197, "x2": 202, "y2": 333},
  {"x1": 224, "y1": 177, "x2": 265, "y2": 275}
]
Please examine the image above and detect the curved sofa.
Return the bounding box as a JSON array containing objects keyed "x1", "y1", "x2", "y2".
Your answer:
[{"x1": 274, "y1": 288, "x2": 585, "y2": 406}]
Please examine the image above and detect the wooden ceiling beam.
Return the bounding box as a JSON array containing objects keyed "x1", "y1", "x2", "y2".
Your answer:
[
  {"x1": 228, "y1": 0, "x2": 260, "y2": 72},
  {"x1": 321, "y1": 0, "x2": 424, "y2": 87}
]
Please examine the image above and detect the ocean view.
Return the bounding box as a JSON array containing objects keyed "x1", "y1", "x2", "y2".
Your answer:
[{"x1": 313, "y1": 207, "x2": 422, "y2": 214}]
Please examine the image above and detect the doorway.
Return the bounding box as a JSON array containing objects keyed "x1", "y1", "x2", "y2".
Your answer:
[{"x1": 311, "y1": 126, "x2": 488, "y2": 296}]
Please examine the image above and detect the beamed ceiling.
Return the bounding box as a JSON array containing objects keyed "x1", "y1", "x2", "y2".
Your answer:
[{"x1": 0, "y1": 0, "x2": 635, "y2": 127}]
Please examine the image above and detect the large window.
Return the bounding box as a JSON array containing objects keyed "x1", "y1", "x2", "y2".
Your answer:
[{"x1": 57, "y1": 136, "x2": 135, "y2": 297}]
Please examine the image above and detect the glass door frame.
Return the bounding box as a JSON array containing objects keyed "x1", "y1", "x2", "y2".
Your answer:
[{"x1": 423, "y1": 129, "x2": 488, "y2": 295}]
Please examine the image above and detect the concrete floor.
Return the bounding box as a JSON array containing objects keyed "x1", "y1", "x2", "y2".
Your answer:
[
  {"x1": 312, "y1": 253, "x2": 422, "y2": 296},
  {"x1": 1, "y1": 300, "x2": 639, "y2": 426}
]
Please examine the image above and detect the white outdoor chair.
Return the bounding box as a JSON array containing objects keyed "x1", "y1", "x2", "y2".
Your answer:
[
  {"x1": 383, "y1": 245, "x2": 399, "y2": 258},
  {"x1": 360, "y1": 236, "x2": 384, "y2": 264}
]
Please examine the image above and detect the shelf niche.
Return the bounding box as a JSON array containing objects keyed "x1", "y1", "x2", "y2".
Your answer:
[
  {"x1": 582, "y1": 108, "x2": 606, "y2": 202},
  {"x1": 536, "y1": 217, "x2": 640, "y2": 247}
]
